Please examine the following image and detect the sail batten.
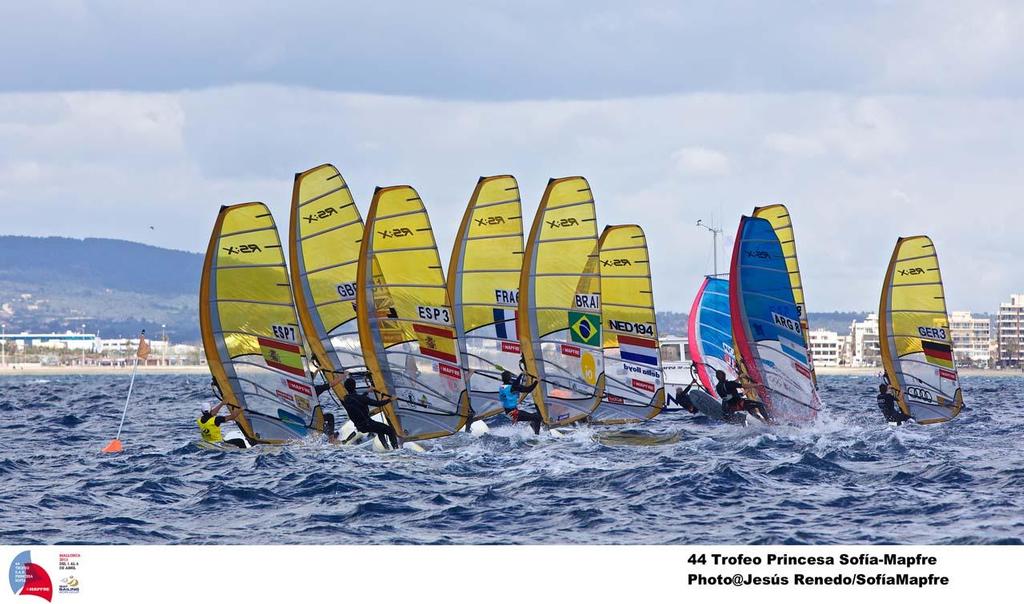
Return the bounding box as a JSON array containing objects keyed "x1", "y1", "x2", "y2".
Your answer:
[
  {"x1": 591, "y1": 224, "x2": 664, "y2": 424},
  {"x1": 879, "y1": 236, "x2": 964, "y2": 424},
  {"x1": 519, "y1": 176, "x2": 605, "y2": 426}
]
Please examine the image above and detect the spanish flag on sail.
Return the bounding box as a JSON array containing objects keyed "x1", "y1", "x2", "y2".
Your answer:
[
  {"x1": 257, "y1": 336, "x2": 306, "y2": 377},
  {"x1": 413, "y1": 323, "x2": 458, "y2": 364}
]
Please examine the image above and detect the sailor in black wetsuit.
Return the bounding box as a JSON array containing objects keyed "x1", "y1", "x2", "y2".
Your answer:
[
  {"x1": 338, "y1": 377, "x2": 400, "y2": 449},
  {"x1": 671, "y1": 382, "x2": 699, "y2": 414},
  {"x1": 714, "y1": 370, "x2": 772, "y2": 424},
  {"x1": 877, "y1": 383, "x2": 911, "y2": 425}
]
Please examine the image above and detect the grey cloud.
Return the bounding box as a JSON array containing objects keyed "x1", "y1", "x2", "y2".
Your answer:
[
  {"x1": 3, "y1": 2, "x2": 1024, "y2": 99},
  {"x1": 2, "y1": 86, "x2": 1023, "y2": 315}
]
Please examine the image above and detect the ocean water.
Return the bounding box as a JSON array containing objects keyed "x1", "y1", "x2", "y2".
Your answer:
[{"x1": 0, "y1": 373, "x2": 1021, "y2": 545}]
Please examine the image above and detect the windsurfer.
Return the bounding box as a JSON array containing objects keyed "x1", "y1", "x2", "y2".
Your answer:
[
  {"x1": 336, "y1": 376, "x2": 400, "y2": 449},
  {"x1": 671, "y1": 382, "x2": 699, "y2": 414},
  {"x1": 715, "y1": 370, "x2": 772, "y2": 423},
  {"x1": 876, "y1": 383, "x2": 911, "y2": 425},
  {"x1": 197, "y1": 400, "x2": 248, "y2": 447},
  {"x1": 499, "y1": 370, "x2": 541, "y2": 434}
]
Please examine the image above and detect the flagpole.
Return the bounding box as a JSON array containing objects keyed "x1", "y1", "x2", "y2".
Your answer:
[
  {"x1": 112, "y1": 357, "x2": 139, "y2": 441},
  {"x1": 102, "y1": 329, "x2": 149, "y2": 453}
]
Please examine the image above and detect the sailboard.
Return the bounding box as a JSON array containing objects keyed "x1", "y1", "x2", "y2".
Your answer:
[
  {"x1": 518, "y1": 176, "x2": 605, "y2": 426},
  {"x1": 590, "y1": 224, "x2": 664, "y2": 424},
  {"x1": 878, "y1": 236, "x2": 964, "y2": 424},
  {"x1": 729, "y1": 215, "x2": 820, "y2": 424},
  {"x1": 687, "y1": 276, "x2": 738, "y2": 397},
  {"x1": 288, "y1": 163, "x2": 371, "y2": 400},
  {"x1": 200, "y1": 202, "x2": 324, "y2": 444},
  {"x1": 355, "y1": 185, "x2": 471, "y2": 441},
  {"x1": 752, "y1": 204, "x2": 817, "y2": 385},
  {"x1": 446, "y1": 175, "x2": 526, "y2": 421}
]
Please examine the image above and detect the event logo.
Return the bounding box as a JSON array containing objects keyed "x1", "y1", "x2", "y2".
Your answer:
[{"x1": 8, "y1": 551, "x2": 52, "y2": 602}]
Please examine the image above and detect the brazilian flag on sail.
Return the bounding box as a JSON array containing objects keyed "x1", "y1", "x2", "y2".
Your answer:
[{"x1": 568, "y1": 311, "x2": 601, "y2": 346}]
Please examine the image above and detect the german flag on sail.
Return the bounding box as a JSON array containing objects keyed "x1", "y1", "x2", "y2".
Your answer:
[
  {"x1": 257, "y1": 336, "x2": 306, "y2": 377},
  {"x1": 921, "y1": 340, "x2": 954, "y2": 369},
  {"x1": 413, "y1": 323, "x2": 458, "y2": 364}
]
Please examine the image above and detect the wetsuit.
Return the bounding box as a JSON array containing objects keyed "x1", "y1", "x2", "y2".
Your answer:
[
  {"x1": 499, "y1": 377, "x2": 541, "y2": 434},
  {"x1": 877, "y1": 391, "x2": 911, "y2": 424},
  {"x1": 198, "y1": 412, "x2": 248, "y2": 448},
  {"x1": 671, "y1": 382, "x2": 699, "y2": 414},
  {"x1": 341, "y1": 392, "x2": 399, "y2": 449},
  {"x1": 715, "y1": 379, "x2": 771, "y2": 422}
]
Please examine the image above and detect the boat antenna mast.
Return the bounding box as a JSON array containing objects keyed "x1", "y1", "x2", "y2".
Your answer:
[{"x1": 696, "y1": 218, "x2": 724, "y2": 276}]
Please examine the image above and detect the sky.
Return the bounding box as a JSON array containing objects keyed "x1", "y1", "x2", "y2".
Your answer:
[{"x1": 2, "y1": 1, "x2": 1023, "y2": 313}]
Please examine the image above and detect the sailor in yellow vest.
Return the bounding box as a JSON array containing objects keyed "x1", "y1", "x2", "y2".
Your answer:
[{"x1": 197, "y1": 401, "x2": 248, "y2": 447}]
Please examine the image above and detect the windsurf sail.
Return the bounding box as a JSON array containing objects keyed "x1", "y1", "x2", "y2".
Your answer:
[
  {"x1": 591, "y1": 224, "x2": 664, "y2": 424},
  {"x1": 200, "y1": 202, "x2": 322, "y2": 443},
  {"x1": 729, "y1": 215, "x2": 820, "y2": 423},
  {"x1": 355, "y1": 185, "x2": 471, "y2": 440},
  {"x1": 518, "y1": 176, "x2": 605, "y2": 426},
  {"x1": 289, "y1": 164, "x2": 370, "y2": 399},
  {"x1": 447, "y1": 175, "x2": 526, "y2": 420},
  {"x1": 879, "y1": 236, "x2": 963, "y2": 424},
  {"x1": 687, "y1": 276, "x2": 738, "y2": 398},
  {"x1": 752, "y1": 204, "x2": 817, "y2": 385}
]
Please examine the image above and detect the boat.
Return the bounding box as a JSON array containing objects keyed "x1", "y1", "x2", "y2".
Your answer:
[
  {"x1": 590, "y1": 224, "x2": 665, "y2": 424},
  {"x1": 200, "y1": 202, "x2": 325, "y2": 444},
  {"x1": 878, "y1": 236, "x2": 964, "y2": 424},
  {"x1": 288, "y1": 164, "x2": 371, "y2": 394},
  {"x1": 355, "y1": 185, "x2": 471, "y2": 441},
  {"x1": 446, "y1": 175, "x2": 526, "y2": 423},
  {"x1": 685, "y1": 276, "x2": 739, "y2": 419},
  {"x1": 752, "y1": 204, "x2": 817, "y2": 386},
  {"x1": 518, "y1": 176, "x2": 605, "y2": 426},
  {"x1": 729, "y1": 215, "x2": 820, "y2": 424}
]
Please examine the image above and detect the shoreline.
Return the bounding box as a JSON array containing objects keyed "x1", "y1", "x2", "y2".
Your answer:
[{"x1": 0, "y1": 364, "x2": 1018, "y2": 378}]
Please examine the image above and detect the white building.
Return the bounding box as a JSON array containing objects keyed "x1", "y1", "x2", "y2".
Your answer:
[
  {"x1": 0, "y1": 332, "x2": 97, "y2": 351},
  {"x1": 848, "y1": 314, "x2": 881, "y2": 367},
  {"x1": 997, "y1": 294, "x2": 1024, "y2": 368},
  {"x1": 808, "y1": 329, "x2": 845, "y2": 367},
  {"x1": 949, "y1": 311, "x2": 991, "y2": 367},
  {"x1": 659, "y1": 334, "x2": 690, "y2": 386}
]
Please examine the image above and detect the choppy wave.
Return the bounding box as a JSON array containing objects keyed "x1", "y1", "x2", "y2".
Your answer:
[{"x1": 0, "y1": 373, "x2": 1021, "y2": 544}]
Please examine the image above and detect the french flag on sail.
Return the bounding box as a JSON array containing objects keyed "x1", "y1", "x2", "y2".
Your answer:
[
  {"x1": 619, "y1": 334, "x2": 659, "y2": 367},
  {"x1": 493, "y1": 308, "x2": 518, "y2": 340}
]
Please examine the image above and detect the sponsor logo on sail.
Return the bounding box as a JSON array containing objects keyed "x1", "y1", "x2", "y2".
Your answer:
[
  {"x1": 474, "y1": 216, "x2": 507, "y2": 227},
  {"x1": 438, "y1": 363, "x2": 462, "y2": 380},
  {"x1": 379, "y1": 227, "x2": 415, "y2": 239},
  {"x1": 500, "y1": 341, "x2": 521, "y2": 354},
  {"x1": 561, "y1": 344, "x2": 581, "y2": 358},
  {"x1": 631, "y1": 379, "x2": 655, "y2": 393},
  {"x1": 601, "y1": 258, "x2": 632, "y2": 267},
  {"x1": 223, "y1": 244, "x2": 262, "y2": 255},
  {"x1": 303, "y1": 206, "x2": 341, "y2": 223},
  {"x1": 546, "y1": 217, "x2": 580, "y2": 229},
  {"x1": 898, "y1": 267, "x2": 926, "y2": 277}
]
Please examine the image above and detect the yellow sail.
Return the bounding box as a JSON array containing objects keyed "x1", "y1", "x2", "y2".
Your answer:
[
  {"x1": 518, "y1": 176, "x2": 605, "y2": 426},
  {"x1": 446, "y1": 175, "x2": 525, "y2": 420},
  {"x1": 752, "y1": 204, "x2": 817, "y2": 385},
  {"x1": 355, "y1": 185, "x2": 470, "y2": 440},
  {"x1": 288, "y1": 164, "x2": 370, "y2": 400},
  {"x1": 200, "y1": 202, "x2": 321, "y2": 444},
  {"x1": 879, "y1": 236, "x2": 964, "y2": 424},
  {"x1": 591, "y1": 224, "x2": 665, "y2": 424}
]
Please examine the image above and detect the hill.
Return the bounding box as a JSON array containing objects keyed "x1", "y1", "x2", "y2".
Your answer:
[{"x1": 0, "y1": 236, "x2": 203, "y2": 341}]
